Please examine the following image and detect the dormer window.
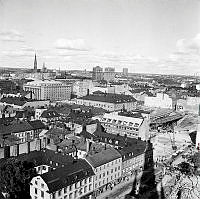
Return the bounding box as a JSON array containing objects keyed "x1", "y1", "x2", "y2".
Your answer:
[{"x1": 134, "y1": 123, "x2": 139, "y2": 128}]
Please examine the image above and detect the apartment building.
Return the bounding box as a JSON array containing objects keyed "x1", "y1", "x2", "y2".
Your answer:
[{"x1": 85, "y1": 147, "x2": 122, "y2": 197}]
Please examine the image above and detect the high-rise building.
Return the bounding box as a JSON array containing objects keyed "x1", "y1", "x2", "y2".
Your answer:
[
  {"x1": 103, "y1": 67, "x2": 115, "y2": 82},
  {"x1": 34, "y1": 53, "x2": 37, "y2": 72},
  {"x1": 92, "y1": 66, "x2": 103, "y2": 81},
  {"x1": 123, "y1": 68, "x2": 128, "y2": 76}
]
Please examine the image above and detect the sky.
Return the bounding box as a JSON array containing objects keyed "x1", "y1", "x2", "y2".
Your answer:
[{"x1": 0, "y1": 0, "x2": 200, "y2": 75}]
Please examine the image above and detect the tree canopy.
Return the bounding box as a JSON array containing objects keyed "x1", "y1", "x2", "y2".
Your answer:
[{"x1": 0, "y1": 159, "x2": 36, "y2": 199}]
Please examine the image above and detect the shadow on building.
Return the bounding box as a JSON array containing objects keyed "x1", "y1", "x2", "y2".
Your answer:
[{"x1": 125, "y1": 140, "x2": 162, "y2": 199}]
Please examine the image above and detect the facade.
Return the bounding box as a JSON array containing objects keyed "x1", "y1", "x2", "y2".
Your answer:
[
  {"x1": 72, "y1": 79, "x2": 93, "y2": 97},
  {"x1": 92, "y1": 66, "x2": 103, "y2": 81},
  {"x1": 177, "y1": 97, "x2": 200, "y2": 114},
  {"x1": 122, "y1": 68, "x2": 128, "y2": 76},
  {"x1": 144, "y1": 93, "x2": 173, "y2": 109},
  {"x1": 76, "y1": 93, "x2": 137, "y2": 112},
  {"x1": 100, "y1": 112, "x2": 150, "y2": 140},
  {"x1": 85, "y1": 147, "x2": 122, "y2": 196},
  {"x1": 23, "y1": 80, "x2": 71, "y2": 101},
  {"x1": 103, "y1": 67, "x2": 115, "y2": 82},
  {"x1": 30, "y1": 159, "x2": 94, "y2": 199}
]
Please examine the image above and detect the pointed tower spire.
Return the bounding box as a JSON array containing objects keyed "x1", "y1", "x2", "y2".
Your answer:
[{"x1": 34, "y1": 53, "x2": 37, "y2": 72}]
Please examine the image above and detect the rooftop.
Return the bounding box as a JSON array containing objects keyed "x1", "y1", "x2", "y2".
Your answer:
[
  {"x1": 78, "y1": 93, "x2": 137, "y2": 104},
  {"x1": 86, "y1": 147, "x2": 121, "y2": 168},
  {"x1": 40, "y1": 159, "x2": 94, "y2": 193}
]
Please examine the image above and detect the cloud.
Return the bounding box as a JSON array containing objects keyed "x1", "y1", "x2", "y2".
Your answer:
[
  {"x1": 176, "y1": 34, "x2": 200, "y2": 54},
  {"x1": 54, "y1": 38, "x2": 89, "y2": 51},
  {"x1": 0, "y1": 29, "x2": 25, "y2": 42},
  {"x1": 2, "y1": 48, "x2": 34, "y2": 57}
]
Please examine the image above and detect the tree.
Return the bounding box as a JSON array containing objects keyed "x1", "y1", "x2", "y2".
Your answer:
[
  {"x1": 178, "y1": 162, "x2": 192, "y2": 175},
  {"x1": 0, "y1": 159, "x2": 36, "y2": 199}
]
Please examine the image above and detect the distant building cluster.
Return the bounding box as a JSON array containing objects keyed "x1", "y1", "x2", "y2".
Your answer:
[{"x1": 0, "y1": 54, "x2": 200, "y2": 199}]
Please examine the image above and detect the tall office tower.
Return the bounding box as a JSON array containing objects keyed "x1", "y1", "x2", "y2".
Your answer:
[
  {"x1": 92, "y1": 66, "x2": 103, "y2": 81},
  {"x1": 103, "y1": 67, "x2": 115, "y2": 82},
  {"x1": 34, "y1": 53, "x2": 37, "y2": 72},
  {"x1": 123, "y1": 68, "x2": 128, "y2": 76}
]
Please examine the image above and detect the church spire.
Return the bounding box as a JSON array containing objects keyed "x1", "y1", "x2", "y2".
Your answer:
[{"x1": 34, "y1": 53, "x2": 37, "y2": 72}]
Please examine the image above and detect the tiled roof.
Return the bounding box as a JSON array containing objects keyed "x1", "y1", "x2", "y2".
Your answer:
[
  {"x1": 41, "y1": 159, "x2": 94, "y2": 193},
  {"x1": 79, "y1": 93, "x2": 137, "y2": 104},
  {"x1": 0, "y1": 149, "x2": 75, "y2": 168},
  {"x1": 86, "y1": 147, "x2": 121, "y2": 168},
  {"x1": 0, "y1": 120, "x2": 33, "y2": 136},
  {"x1": 28, "y1": 120, "x2": 46, "y2": 130}
]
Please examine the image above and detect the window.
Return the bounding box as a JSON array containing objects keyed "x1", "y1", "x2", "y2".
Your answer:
[
  {"x1": 99, "y1": 174, "x2": 101, "y2": 179},
  {"x1": 58, "y1": 190, "x2": 61, "y2": 196},
  {"x1": 64, "y1": 187, "x2": 67, "y2": 193},
  {"x1": 35, "y1": 188, "x2": 37, "y2": 195},
  {"x1": 35, "y1": 180, "x2": 38, "y2": 185},
  {"x1": 89, "y1": 184, "x2": 92, "y2": 191},
  {"x1": 107, "y1": 171, "x2": 109, "y2": 175},
  {"x1": 69, "y1": 193, "x2": 73, "y2": 199},
  {"x1": 84, "y1": 179, "x2": 87, "y2": 184},
  {"x1": 111, "y1": 169, "x2": 113, "y2": 173},
  {"x1": 69, "y1": 185, "x2": 72, "y2": 191},
  {"x1": 84, "y1": 186, "x2": 87, "y2": 193},
  {"x1": 41, "y1": 191, "x2": 44, "y2": 198},
  {"x1": 99, "y1": 181, "x2": 101, "y2": 186},
  {"x1": 89, "y1": 177, "x2": 92, "y2": 183},
  {"x1": 118, "y1": 166, "x2": 120, "y2": 170}
]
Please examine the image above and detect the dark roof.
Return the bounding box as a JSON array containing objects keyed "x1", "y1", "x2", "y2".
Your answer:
[
  {"x1": 28, "y1": 120, "x2": 45, "y2": 130},
  {"x1": 86, "y1": 147, "x2": 121, "y2": 168},
  {"x1": 118, "y1": 111, "x2": 144, "y2": 119},
  {"x1": 79, "y1": 93, "x2": 137, "y2": 104},
  {"x1": 0, "y1": 120, "x2": 33, "y2": 136},
  {"x1": 41, "y1": 159, "x2": 94, "y2": 193},
  {"x1": 0, "y1": 149, "x2": 74, "y2": 168},
  {"x1": 41, "y1": 110, "x2": 60, "y2": 118},
  {"x1": 79, "y1": 126, "x2": 97, "y2": 140}
]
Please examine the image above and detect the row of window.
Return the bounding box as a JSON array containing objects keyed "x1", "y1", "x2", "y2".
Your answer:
[
  {"x1": 96, "y1": 166, "x2": 121, "y2": 180},
  {"x1": 51, "y1": 184, "x2": 93, "y2": 199}
]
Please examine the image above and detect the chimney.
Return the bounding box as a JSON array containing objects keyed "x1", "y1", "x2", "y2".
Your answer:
[
  {"x1": 39, "y1": 139, "x2": 42, "y2": 150},
  {"x1": 27, "y1": 141, "x2": 30, "y2": 153},
  {"x1": 86, "y1": 139, "x2": 92, "y2": 153},
  {"x1": 4, "y1": 145, "x2": 10, "y2": 158},
  {"x1": 16, "y1": 144, "x2": 19, "y2": 156}
]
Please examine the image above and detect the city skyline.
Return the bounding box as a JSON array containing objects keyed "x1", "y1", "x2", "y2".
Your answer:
[{"x1": 0, "y1": 0, "x2": 200, "y2": 75}]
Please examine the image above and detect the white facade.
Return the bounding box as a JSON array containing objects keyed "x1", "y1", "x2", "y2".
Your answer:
[
  {"x1": 72, "y1": 80, "x2": 94, "y2": 97},
  {"x1": 30, "y1": 174, "x2": 94, "y2": 199},
  {"x1": 76, "y1": 98, "x2": 136, "y2": 112},
  {"x1": 144, "y1": 93, "x2": 173, "y2": 109},
  {"x1": 100, "y1": 112, "x2": 149, "y2": 140},
  {"x1": 92, "y1": 158, "x2": 122, "y2": 190},
  {"x1": 23, "y1": 80, "x2": 71, "y2": 101}
]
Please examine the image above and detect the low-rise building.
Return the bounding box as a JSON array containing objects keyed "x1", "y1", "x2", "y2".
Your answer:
[
  {"x1": 144, "y1": 93, "x2": 173, "y2": 109},
  {"x1": 30, "y1": 159, "x2": 94, "y2": 199},
  {"x1": 76, "y1": 93, "x2": 137, "y2": 112}
]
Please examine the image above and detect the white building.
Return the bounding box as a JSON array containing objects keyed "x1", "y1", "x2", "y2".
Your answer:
[
  {"x1": 144, "y1": 93, "x2": 173, "y2": 109},
  {"x1": 76, "y1": 93, "x2": 137, "y2": 112},
  {"x1": 23, "y1": 80, "x2": 72, "y2": 101},
  {"x1": 72, "y1": 79, "x2": 94, "y2": 97},
  {"x1": 30, "y1": 158, "x2": 95, "y2": 199},
  {"x1": 100, "y1": 112, "x2": 149, "y2": 140},
  {"x1": 85, "y1": 147, "x2": 122, "y2": 197}
]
